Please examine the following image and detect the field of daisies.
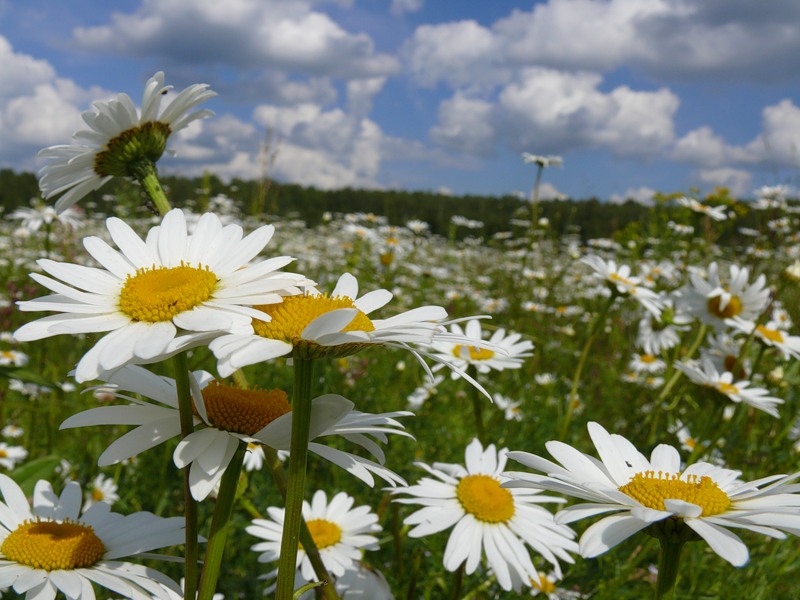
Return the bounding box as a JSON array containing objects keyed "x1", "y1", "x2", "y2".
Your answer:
[{"x1": 2, "y1": 72, "x2": 800, "y2": 600}]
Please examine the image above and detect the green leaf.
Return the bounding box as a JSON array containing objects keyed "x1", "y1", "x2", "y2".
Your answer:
[
  {"x1": 294, "y1": 580, "x2": 326, "y2": 599},
  {"x1": 8, "y1": 456, "x2": 61, "y2": 495},
  {"x1": 0, "y1": 366, "x2": 55, "y2": 388}
]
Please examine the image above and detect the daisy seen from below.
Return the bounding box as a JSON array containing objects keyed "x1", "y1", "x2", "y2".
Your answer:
[
  {"x1": 248, "y1": 490, "x2": 381, "y2": 582},
  {"x1": 674, "y1": 358, "x2": 783, "y2": 417},
  {"x1": 680, "y1": 262, "x2": 770, "y2": 331},
  {"x1": 392, "y1": 438, "x2": 577, "y2": 592},
  {"x1": 0, "y1": 474, "x2": 184, "y2": 599},
  {"x1": 581, "y1": 255, "x2": 663, "y2": 318},
  {"x1": 14, "y1": 208, "x2": 307, "y2": 382},
  {"x1": 428, "y1": 318, "x2": 533, "y2": 378},
  {"x1": 729, "y1": 318, "x2": 800, "y2": 360},
  {"x1": 38, "y1": 71, "x2": 216, "y2": 213},
  {"x1": 505, "y1": 422, "x2": 800, "y2": 597},
  {"x1": 60, "y1": 365, "x2": 411, "y2": 500},
  {"x1": 676, "y1": 197, "x2": 729, "y2": 221}
]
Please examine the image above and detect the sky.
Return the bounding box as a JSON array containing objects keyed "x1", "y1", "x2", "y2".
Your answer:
[{"x1": 1, "y1": 0, "x2": 800, "y2": 204}]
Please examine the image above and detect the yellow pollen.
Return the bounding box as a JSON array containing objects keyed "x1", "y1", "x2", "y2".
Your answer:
[
  {"x1": 456, "y1": 474, "x2": 515, "y2": 523},
  {"x1": 1, "y1": 519, "x2": 106, "y2": 571},
  {"x1": 252, "y1": 294, "x2": 375, "y2": 345},
  {"x1": 531, "y1": 573, "x2": 557, "y2": 593},
  {"x1": 119, "y1": 263, "x2": 217, "y2": 322},
  {"x1": 304, "y1": 519, "x2": 342, "y2": 550},
  {"x1": 707, "y1": 294, "x2": 742, "y2": 319},
  {"x1": 756, "y1": 325, "x2": 785, "y2": 344},
  {"x1": 619, "y1": 471, "x2": 731, "y2": 516},
  {"x1": 452, "y1": 345, "x2": 495, "y2": 361},
  {"x1": 717, "y1": 382, "x2": 739, "y2": 395},
  {"x1": 200, "y1": 382, "x2": 291, "y2": 435}
]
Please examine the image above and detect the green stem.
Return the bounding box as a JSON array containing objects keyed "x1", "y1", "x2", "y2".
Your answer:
[
  {"x1": 654, "y1": 538, "x2": 685, "y2": 600},
  {"x1": 451, "y1": 561, "x2": 465, "y2": 600},
  {"x1": 264, "y1": 445, "x2": 340, "y2": 600},
  {"x1": 133, "y1": 160, "x2": 172, "y2": 216},
  {"x1": 172, "y1": 353, "x2": 199, "y2": 600},
  {"x1": 197, "y1": 444, "x2": 246, "y2": 600},
  {"x1": 559, "y1": 294, "x2": 616, "y2": 438},
  {"x1": 276, "y1": 358, "x2": 315, "y2": 600}
]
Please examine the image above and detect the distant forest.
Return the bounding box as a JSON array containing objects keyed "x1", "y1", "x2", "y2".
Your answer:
[{"x1": 0, "y1": 168, "x2": 772, "y2": 244}]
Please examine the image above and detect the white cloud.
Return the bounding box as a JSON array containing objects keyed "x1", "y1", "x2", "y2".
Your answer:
[
  {"x1": 73, "y1": 0, "x2": 399, "y2": 79},
  {"x1": 744, "y1": 99, "x2": 800, "y2": 167},
  {"x1": 610, "y1": 186, "x2": 657, "y2": 206},
  {"x1": 672, "y1": 126, "x2": 730, "y2": 167},
  {"x1": 391, "y1": 0, "x2": 423, "y2": 16},
  {"x1": 429, "y1": 94, "x2": 495, "y2": 156},
  {"x1": 346, "y1": 77, "x2": 386, "y2": 117},
  {"x1": 694, "y1": 167, "x2": 752, "y2": 197}
]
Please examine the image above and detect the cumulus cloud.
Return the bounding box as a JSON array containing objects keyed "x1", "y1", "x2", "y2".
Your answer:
[
  {"x1": 391, "y1": 0, "x2": 424, "y2": 16},
  {"x1": 744, "y1": 99, "x2": 800, "y2": 167},
  {"x1": 431, "y1": 68, "x2": 678, "y2": 158},
  {"x1": 610, "y1": 186, "x2": 657, "y2": 206},
  {"x1": 694, "y1": 167, "x2": 752, "y2": 196},
  {"x1": 72, "y1": 0, "x2": 399, "y2": 80}
]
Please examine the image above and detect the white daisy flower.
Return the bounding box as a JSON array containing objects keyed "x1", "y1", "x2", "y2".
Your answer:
[
  {"x1": 39, "y1": 71, "x2": 216, "y2": 213},
  {"x1": 636, "y1": 295, "x2": 691, "y2": 356},
  {"x1": 0, "y1": 426, "x2": 23, "y2": 440},
  {"x1": 428, "y1": 319, "x2": 533, "y2": 377},
  {"x1": 506, "y1": 422, "x2": 800, "y2": 567},
  {"x1": 628, "y1": 353, "x2": 666, "y2": 374},
  {"x1": 265, "y1": 561, "x2": 393, "y2": 599},
  {"x1": 729, "y1": 319, "x2": 800, "y2": 361},
  {"x1": 702, "y1": 333, "x2": 748, "y2": 379},
  {"x1": 7, "y1": 204, "x2": 84, "y2": 233},
  {"x1": 0, "y1": 351, "x2": 28, "y2": 368},
  {"x1": 676, "y1": 197, "x2": 729, "y2": 221},
  {"x1": 494, "y1": 393, "x2": 524, "y2": 422},
  {"x1": 83, "y1": 474, "x2": 119, "y2": 511},
  {"x1": 14, "y1": 208, "x2": 307, "y2": 382},
  {"x1": 580, "y1": 255, "x2": 663, "y2": 318},
  {"x1": 60, "y1": 365, "x2": 411, "y2": 500},
  {"x1": 0, "y1": 474, "x2": 184, "y2": 599},
  {"x1": 679, "y1": 263, "x2": 770, "y2": 331},
  {"x1": 209, "y1": 273, "x2": 489, "y2": 392},
  {"x1": 0, "y1": 444, "x2": 27, "y2": 470},
  {"x1": 674, "y1": 359, "x2": 783, "y2": 418},
  {"x1": 248, "y1": 490, "x2": 381, "y2": 581},
  {"x1": 243, "y1": 443, "x2": 266, "y2": 472},
  {"x1": 393, "y1": 438, "x2": 577, "y2": 592}
]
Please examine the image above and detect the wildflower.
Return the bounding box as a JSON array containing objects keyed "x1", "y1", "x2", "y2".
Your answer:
[
  {"x1": 248, "y1": 490, "x2": 381, "y2": 580},
  {"x1": 581, "y1": 255, "x2": 663, "y2": 318},
  {"x1": 393, "y1": 439, "x2": 576, "y2": 591},
  {"x1": 14, "y1": 209, "x2": 307, "y2": 382},
  {"x1": 83, "y1": 474, "x2": 119, "y2": 510},
  {"x1": 0, "y1": 475, "x2": 184, "y2": 599},
  {"x1": 729, "y1": 319, "x2": 800, "y2": 360},
  {"x1": 506, "y1": 422, "x2": 800, "y2": 566},
  {"x1": 677, "y1": 197, "x2": 728, "y2": 221},
  {"x1": 38, "y1": 71, "x2": 216, "y2": 213},
  {"x1": 0, "y1": 443, "x2": 27, "y2": 470}
]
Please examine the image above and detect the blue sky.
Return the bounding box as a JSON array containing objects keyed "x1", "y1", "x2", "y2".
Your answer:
[{"x1": 2, "y1": 0, "x2": 800, "y2": 203}]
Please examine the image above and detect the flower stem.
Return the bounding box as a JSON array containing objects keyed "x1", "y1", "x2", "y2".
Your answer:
[
  {"x1": 133, "y1": 160, "x2": 172, "y2": 216},
  {"x1": 559, "y1": 294, "x2": 615, "y2": 438},
  {"x1": 172, "y1": 353, "x2": 199, "y2": 600},
  {"x1": 467, "y1": 365, "x2": 485, "y2": 443},
  {"x1": 197, "y1": 444, "x2": 246, "y2": 600},
  {"x1": 264, "y1": 445, "x2": 340, "y2": 600},
  {"x1": 451, "y1": 561, "x2": 465, "y2": 600},
  {"x1": 654, "y1": 538, "x2": 685, "y2": 600},
  {"x1": 275, "y1": 357, "x2": 315, "y2": 600}
]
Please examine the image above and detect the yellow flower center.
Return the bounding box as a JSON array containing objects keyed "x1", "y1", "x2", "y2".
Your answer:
[
  {"x1": 619, "y1": 471, "x2": 731, "y2": 517},
  {"x1": 119, "y1": 263, "x2": 217, "y2": 323},
  {"x1": 0, "y1": 449, "x2": 7, "y2": 458},
  {"x1": 94, "y1": 121, "x2": 171, "y2": 177},
  {"x1": 456, "y1": 474, "x2": 515, "y2": 523},
  {"x1": 640, "y1": 354, "x2": 657, "y2": 363},
  {"x1": 452, "y1": 345, "x2": 495, "y2": 361},
  {"x1": 610, "y1": 273, "x2": 635, "y2": 287},
  {"x1": 253, "y1": 294, "x2": 376, "y2": 359},
  {"x1": 756, "y1": 325, "x2": 785, "y2": 344},
  {"x1": 717, "y1": 382, "x2": 739, "y2": 395},
  {"x1": 1, "y1": 519, "x2": 106, "y2": 571},
  {"x1": 199, "y1": 382, "x2": 291, "y2": 435},
  {"x1": 531, "y1": 573, "x2": 557, "y2": 593},
  {"x1": 91, "y1": 489, "x2": 105, "y2": 502},
  {"x1": 707, "y1": 294, "x2": 742, "y2": 319},
  {"x1": 304, "y1": 519, "x2": 342, "y2": 550}
]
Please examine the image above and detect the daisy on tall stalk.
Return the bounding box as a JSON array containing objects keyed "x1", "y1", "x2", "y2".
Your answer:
[{"x1": 16, "y1": 70, "x2": 502, "y2": 600}]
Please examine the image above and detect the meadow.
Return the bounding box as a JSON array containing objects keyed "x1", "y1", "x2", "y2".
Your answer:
[{"x1": 3, "y1": 185, "x2": 800, "y2": 599}]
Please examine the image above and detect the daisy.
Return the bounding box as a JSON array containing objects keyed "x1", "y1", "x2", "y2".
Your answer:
[
  {"x1": 61, "y1": 365, "x2": 411, "y2": 500},
  {"x1": 265, "y1": 561, "x2": 393, "y2": 599},
  {"x1": 494, "y1": 393, "x2": 524, "y2": 422},
  {"x1": 0, "y1": 475, "x2": 184, "y2": 599},
  {"x1": 701, "y1": 333, "x2": 748, "y2": 378},
  {"x1": 38, "y1": 71, "x2": 216, "y2": 213},
  {"x1": 580, "y1": 255, "x2": 663, "y2": 318},
  {"x1": 635, "y1": 295, "x2": 691, "y2": 356},
  {"x1": 83, "y1": 474, "x2": 119, "y2": 510},
  {"x1": 679, "y1": 262, "x2": 770, "y2": 331},
  {"x1": 505, "y1": 422, "x2": 800, "y2": 567},
  {"x1": 0, "y1": 350, "x2": 29, "y2": 368},
  {"x1": 209, "y1": 272, "x2": 484, "y2": 383},
  {"x1": 0, "y1": 426, "x2": 23, "y2": 440},
  {"x1": 392, "y1": 438, "x2": 577, "y2": 592},
  {"x1": 243, "y1": 443, "x2": 266, "y2": 472},
  {"x1": 428, "y1": 319, "x2": 533, "y2": 377},
  {"x1": 248, "y1": 490, "x2": 381, "y2": 581},
  {"x1": 14, "y1": 208, "x2": 307, "y2": 382},
  {"x1": 7, "y1": 204, "x2": 84, "y2": 233},
  {"x1": 0, "y1": 444, "x2": 27, "y2": 470},
  {"x1": 628, "y1": 353, "x2": 666, "y2": 374},
  {"x1": 729, "y1": 319, "x2": 800, "y2": 360},
  {"x1": 674, "y1": 359, "x2": 783, "y2": 417},
  {"x1": 676, "y1": 197, "x2": 729, "y2": 221}
]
